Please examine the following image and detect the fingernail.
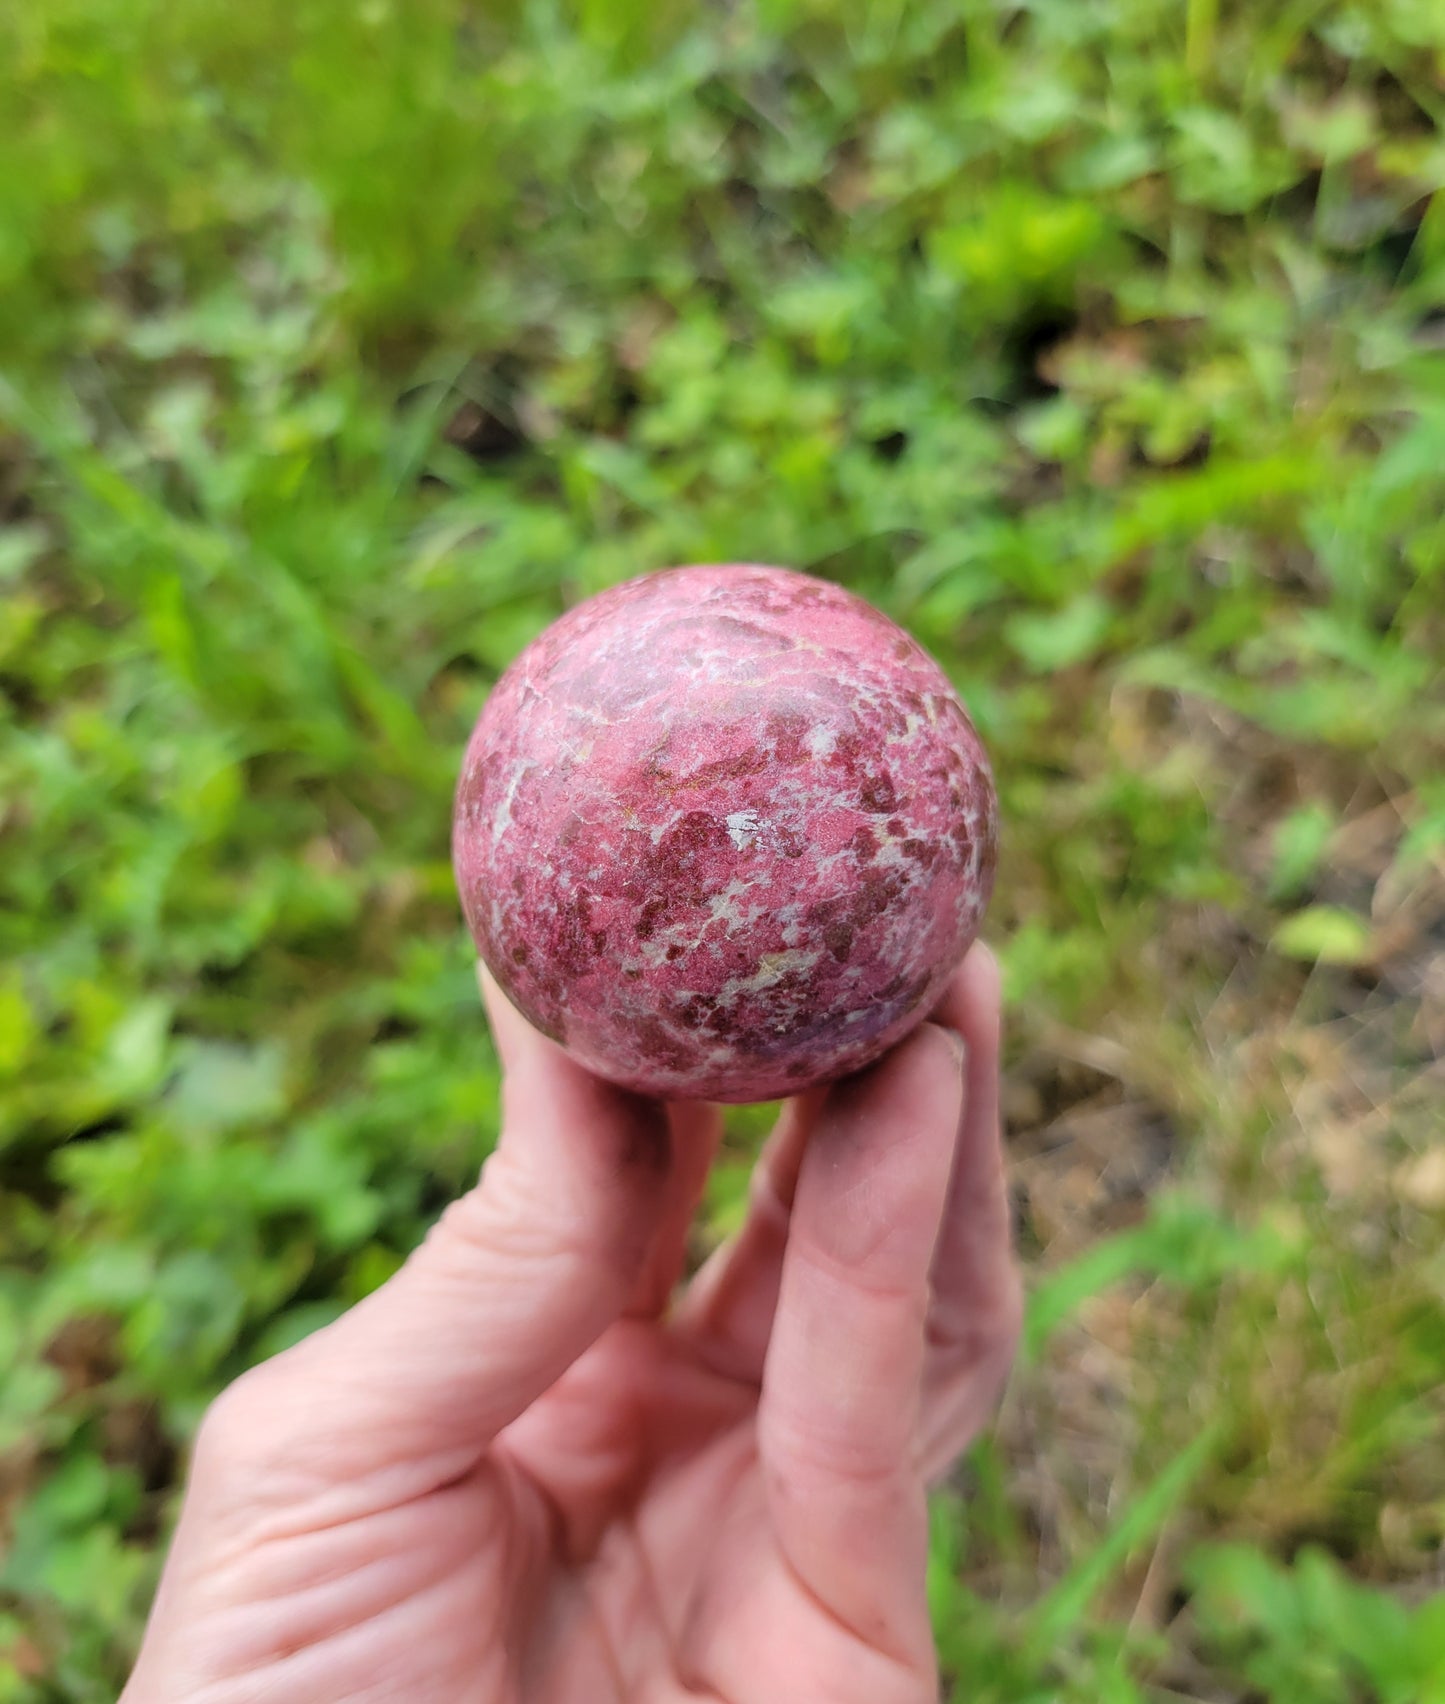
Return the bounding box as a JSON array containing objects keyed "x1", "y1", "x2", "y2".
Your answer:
[{"x1": 938, "y1": 1024, "x2": 968, "y2": 1073}]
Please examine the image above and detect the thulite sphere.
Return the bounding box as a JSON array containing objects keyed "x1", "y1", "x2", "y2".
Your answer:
[{"x1": 453, "y1": 565, "x2": 998, "y2": 1103}]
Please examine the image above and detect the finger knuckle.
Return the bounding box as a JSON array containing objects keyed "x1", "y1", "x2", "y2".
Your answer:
[
  {"x1": 931, "y1": 1275, "x2": 1025, "y2": 1377},
  {"x1": 763, "y1": 1403, "x2": 909, "y2": 1494},
  {"x1": 193, "y1": 1362, "x2": 290, "y2": 1477}
]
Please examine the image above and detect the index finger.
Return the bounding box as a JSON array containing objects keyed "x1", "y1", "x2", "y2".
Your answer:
[{"x1": 756, "y1": 1021, "x2": 965, "y2": 1664}]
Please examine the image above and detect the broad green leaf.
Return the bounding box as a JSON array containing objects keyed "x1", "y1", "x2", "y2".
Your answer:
[{"x1": 1272, "y1": 906, "x2": 1374, "y2": 967}]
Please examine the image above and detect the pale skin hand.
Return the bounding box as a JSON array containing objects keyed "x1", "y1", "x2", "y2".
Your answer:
[{"x1": 122, "y1": 944, "x2": 1021, "y2": 1704}]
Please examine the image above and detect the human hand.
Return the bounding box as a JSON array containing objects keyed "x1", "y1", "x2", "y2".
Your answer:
[{"x1": 121, "y1": 944, "x2": 1020, "y2": 1704}]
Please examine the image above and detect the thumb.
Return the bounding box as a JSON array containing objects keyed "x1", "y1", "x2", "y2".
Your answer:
[{"x1": 204, "y1": 969, "x2": 678, "y2": 1498}]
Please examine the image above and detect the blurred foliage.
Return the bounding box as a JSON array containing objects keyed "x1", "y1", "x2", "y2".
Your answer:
[{"x1": 1, "y1": 0, "x2": 1443, "y2": 1698}]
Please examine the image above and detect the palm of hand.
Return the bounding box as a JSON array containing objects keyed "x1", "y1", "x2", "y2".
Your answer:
[
  {"x1": 124, "y1": 952, "x2": 1017, "y2": 1704},
  {"x1": 448, "y1": 1322, "x2": 925, "y2": 1704}
]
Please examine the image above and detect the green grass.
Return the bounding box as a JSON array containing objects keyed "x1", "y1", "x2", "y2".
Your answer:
[{"x1": 2, "y1": 0, "x2": 1443, "y2": 1698}]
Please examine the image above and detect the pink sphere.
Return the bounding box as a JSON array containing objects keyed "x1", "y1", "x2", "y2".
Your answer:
[{"x1": 453, "y1": 565, "x2": 997, "y2": 1102}]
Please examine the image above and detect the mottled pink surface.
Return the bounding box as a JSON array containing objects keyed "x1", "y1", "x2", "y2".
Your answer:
[{"x1": 453, "y1": 565, "x2": 997, "y2": 1102}]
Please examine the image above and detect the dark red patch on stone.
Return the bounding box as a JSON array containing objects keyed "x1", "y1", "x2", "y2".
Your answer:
[{"x1": 859, "y1": 772, "x2": 898, "y2": 814}]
